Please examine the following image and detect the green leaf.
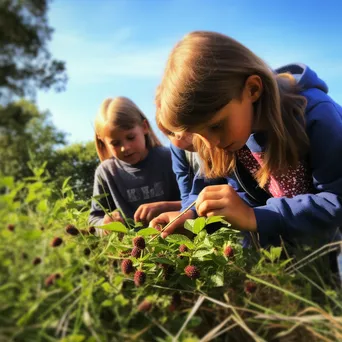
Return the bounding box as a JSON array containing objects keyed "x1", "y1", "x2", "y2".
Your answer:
[
  {"x1": 137, "y1": 227, "x2": 160, "y2": 236},
  {"x1": 205, "y1": 216, "x2": 230, "y2": 226},
  {"x1": 114, "y1": 294, "x2": 129, "y2": 306},
  {"x1": 192, "y1": 249, "x2": 213, "y2": 258},
  {"x1": 101, "y1": 299, "x2": 113, "y2": 307},
  {"x1": 184, "y1": 219, "x2": 195, "y2": 233},
  {"x1": 153, "y1": 257, "x2": 174, "y2": 265},
  {"x1": 210, "y1": 269, "x2": 224, "y2": 287},
  {"x1": 270, "y1": 247, "x2": 283, "y2": 262},
  {"x1": 193, "y1": 217, "x2": 206, "y2": 234},
  {"x1": 166, "y1": 234, "x2": 195, "y2": 249},
  {"x1": 97, "y1": 222, "x2": 128, "y2": 233},
  {"x1": 60, "y1": 335, "x2": 86, "y2": 342},
  {"x1": 212, "y1": 254, "x2": 227, "y2": 266}
]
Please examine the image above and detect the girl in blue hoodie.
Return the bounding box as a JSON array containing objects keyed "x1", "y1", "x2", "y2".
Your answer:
[{"x1": 156, "y1": 31, "x2": 342, "y2": 259}]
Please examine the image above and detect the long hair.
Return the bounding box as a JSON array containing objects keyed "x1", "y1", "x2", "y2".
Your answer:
[
  {"x1": 95, "y1": 96, "x2": 161, "y2": 162},
  {"x1": 158, "y1": 31, "x2": 309, "y2": 187}
]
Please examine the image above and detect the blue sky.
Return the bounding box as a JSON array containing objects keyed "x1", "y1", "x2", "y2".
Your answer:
[{"x1": 37, "y1": 0, "x2": 342, "y2": 145}]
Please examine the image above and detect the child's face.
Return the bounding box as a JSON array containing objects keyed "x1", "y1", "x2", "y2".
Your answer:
[
  {"x1": 191, "y1": 88, "x2": 254, "y2": 153},
  {"x1": 169, "y1": 132, "x2": 195, "y2": 152},
  {"x1": 102, "y1": 122, "x2": 149, "y2": 164}
]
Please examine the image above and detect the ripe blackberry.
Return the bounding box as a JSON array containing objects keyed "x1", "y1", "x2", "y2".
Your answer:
[
  {"x1": 65, "y1": 224, "x2": 79, "y2": 235},
  {"x1": 133, "y1": 236, "x2": 146, "y2": 250},
  {"x1": 131, "y1": 247, "x2": 141, "y2": 258},
  {"x1": 121, "y1": 259, "x2": 134, "y2": 275},
  {"x1": 32, "y1": 257, "x2": 42, "y2": 265},
  {"x1": 184, "y1": 265, "x2": 200, "y2": 280},
  {"x1": 50, "y1": 237, "x2": 63, "y2": 247},
  {"x1": 7, "y1": 224, "x2": 15, "y2": 232},
  {"x1": 134, "y1": 270, "x2": 146, "y2": 287},
  {"x1": 84, "y1": 247, "x2": 91, "y2": 256},
  {"x1": 88, "y1": 226, "x2": 96, "y2": 235}
]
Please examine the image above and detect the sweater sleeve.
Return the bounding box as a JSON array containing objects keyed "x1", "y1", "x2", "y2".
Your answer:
[
  {"x1": 170, "y1": 144, "x2": 193, "y2": 206},
  {"x1": 88, "y1": 166, "x2": 116, "y2": 227},
  {"x1": 254, "y1": 101, "x2": 342, "y2": 239}
]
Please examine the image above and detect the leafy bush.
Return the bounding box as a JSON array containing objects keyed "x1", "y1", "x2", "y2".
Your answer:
[{"x1": 0, "y1": 166, "x2": 341, "y2": 341}]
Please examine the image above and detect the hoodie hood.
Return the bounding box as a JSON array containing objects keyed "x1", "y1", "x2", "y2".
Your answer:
[{"x1": 275, "y1": 63, "x2": 328, "y2": 94}]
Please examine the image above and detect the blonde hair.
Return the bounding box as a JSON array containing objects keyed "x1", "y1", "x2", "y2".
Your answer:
[
  {"x1": 95, "y1": 96, "x2": 161, "y2": 161},
  {"x1": 158, "y1": 31, "x2": 309, "y2": 187}
]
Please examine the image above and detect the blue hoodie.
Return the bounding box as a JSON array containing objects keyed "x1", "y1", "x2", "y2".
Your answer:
[{"x1": 182, "y1": 64, "x2": 342, "y2": 248}]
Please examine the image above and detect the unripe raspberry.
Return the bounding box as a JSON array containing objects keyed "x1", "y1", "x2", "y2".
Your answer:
[
  {"x1": 133, "y1": 236, "x2": 146, "y2": 250},
  {"x1": 179, "y1": 244, "x2": 188, "y2": 253},
  {"x1": 223, "y1": 246, "x2": 234, "y2": 258},
  {"x1": 184, "y1": 265, "x2": 200, "y2": 280}
]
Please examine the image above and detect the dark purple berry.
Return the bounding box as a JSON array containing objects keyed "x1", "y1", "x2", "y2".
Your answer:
[
  {"x1": 50, "y1": 237, "x2": 63, "y2": 247},
  {"x1": 65, "y1": 224, "x2": 79, "y2": 236},
  {"x1": 131, "y1": 247, "x2": 141, "y2": 258},
  {"x1": 133, "y1": 236, "x2": 146, "y2": 250},
  {"x1": 121, "y1": 259, "x2": 134, "y2": 275},
  {"x1": 134, "y1": 270, "x2": 146, "y2": 287}
]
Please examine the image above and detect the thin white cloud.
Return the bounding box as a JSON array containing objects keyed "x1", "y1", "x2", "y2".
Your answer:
[{"x1": 51, "y1": 28, "x2": 172, "y2": 84}]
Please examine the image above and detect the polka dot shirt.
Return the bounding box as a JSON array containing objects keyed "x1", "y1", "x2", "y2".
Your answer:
[{"x1": 236, "y1": 146, "x2": 313, "y2": 198}]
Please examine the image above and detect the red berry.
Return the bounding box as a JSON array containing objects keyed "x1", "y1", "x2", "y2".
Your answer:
[
  {"x1": 245, "y1": 281, "x2": 257, "y2": 294},
  {"x1": 137, "y1": 299, "x2": 152, "y2": 312},
  {"x1": 179, "y1": 244, "x2": 188, "y2": 253},
  {"x1": 44, "y1": 273, "x2": 61, "y2": 287},
  {"x1": 184, "y1": 265, "x2": 200, "y2": 280},
  {"x1": 32, "y1": 257, "x2": 42, "y2": 265},
  {"x1": 89, "y1": 226, "x2": 96, "y2": 235},
  {"x1": 223, "y1": 246, "x2": 234, "y2": 258},
  {"x1": 50, "y1": 237, "x2": 63, "y2": 247},
  {"x1": 84, "y1": 247, "x2": 91, "y2": 256},
  {"x1": 131, "y1": 247, "x2": 141, "y2": 258},
  {"x1": 134, "y1": 270, "x2": 146, "y2": 287},
  {"x1": 7, "y1": 224, "x2": 15, "y2": 232},
  {"x1": 133, "y1": 236, "x2": 146, "y2": 250},
  {"x1": 121, "y1": 259, "x2": 134, "y2": 275},
  {"x1": 65, "y1": 224, "x2": 79, "y2": 236}
]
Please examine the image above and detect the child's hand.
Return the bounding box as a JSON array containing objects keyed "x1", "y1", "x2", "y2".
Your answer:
[
  {"x1": 102, "y1": 211, "x2": 125, "y2": 235},
  {"x1": 134, "y1": 202, "x2": 170, "y2": 226},
  {"x1": 150, "y1": 210, "x2": 195, "y2": 238},
  {"x1": 196, "y1": 185, "x2": 257, "y2": 232}
]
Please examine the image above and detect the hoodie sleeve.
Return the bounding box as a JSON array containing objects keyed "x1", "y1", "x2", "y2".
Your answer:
[
  {"x1": 254, "y1": 101, "x2": 342, "y2": 238},
  {"x1": 88, "y1": 165, "x2": 116, "y2": 227},
  {"x1": 170, "y1": 144, "x2": 193, "y2": 208}
]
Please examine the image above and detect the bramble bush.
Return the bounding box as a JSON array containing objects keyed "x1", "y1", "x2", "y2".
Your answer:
[{"x1": 0, "y1": 164, "x2": 341, "y2": 341}]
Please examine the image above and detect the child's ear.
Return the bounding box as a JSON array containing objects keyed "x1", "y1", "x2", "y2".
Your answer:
[
  {"x1": 142, "y1": 120, "x2": 149, "y2": 134},
  {"x1": 245, "y1": 75, "x2": 263, "y2": 103}
]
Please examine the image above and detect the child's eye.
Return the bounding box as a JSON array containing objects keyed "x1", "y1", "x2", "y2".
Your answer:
[
  {"x1": 111, "y1": 141, "x2": 120, "y2": 147},
  {"x1": 127, "y1": 135, "x2": 136, "y2": 140}
]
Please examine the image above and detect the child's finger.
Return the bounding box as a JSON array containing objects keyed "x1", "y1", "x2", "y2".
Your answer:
[{"x1": 196, "y1": 199, "x2": 226, "y2": 217}]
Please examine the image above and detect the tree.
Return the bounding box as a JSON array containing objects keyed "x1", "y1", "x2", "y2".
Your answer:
[
  {"x1": 0, "y1": 99, "x2": 67, "y2": 178},
  {"x1": 49, "y1": 141, "x2": 99, "y2": 200},
  {"x1": 0, "y1": 0, "x2": 67, "y2": 103}
]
